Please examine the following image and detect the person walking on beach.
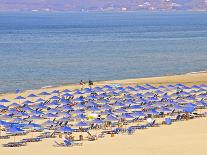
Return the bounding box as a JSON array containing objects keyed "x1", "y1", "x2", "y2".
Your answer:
[
  {"x1": 80, "y1": 80, "x2": 85, "y2": 91},
  {"x1": 88, "y1": 80, "x2": 93, "y2": 89}
]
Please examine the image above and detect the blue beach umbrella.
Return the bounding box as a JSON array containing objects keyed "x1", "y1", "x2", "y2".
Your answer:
[
  {"x1": 0, "y1": 104, "x2": 8, "y2": 110},
  {"x1": 76, "y1": 121, "x2": 89, "y2": 127},
  {"x1": 50, "y1": 96, "x2": 60, "y2": 100},
  {"x1": 91, "y1": 118, "x2": 104, "y2": 124},
  {"x1": 27, "y1": 93, "x2": 38, "y2": 98},
  {"x1": 106, "y1": 115, "x2": 118, "y2": 122},
  {"x1": 39, "y1": 92, "x2": 51, "y2": 96},
  {"x1": 63, "y1": 89, "x2": 72, "y2": 93},
  {"x1": 0, "y1": 99, "x2": 10, "y2": 103},
  {"x1": 15, "y1": 96, "x2": 25, "y2": 100},
  {"x1": 58, "y1": 126, "x2": 73, "y2": 133}
]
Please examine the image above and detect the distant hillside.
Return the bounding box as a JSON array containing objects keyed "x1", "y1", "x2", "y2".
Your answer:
[{"x1": 0, "y1": 0, "x2": 207, "y2": 12}]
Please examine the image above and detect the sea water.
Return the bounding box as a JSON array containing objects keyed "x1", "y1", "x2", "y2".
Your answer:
[{"x1": 0, "y1": 12, "x2": 207, "y2": 92}]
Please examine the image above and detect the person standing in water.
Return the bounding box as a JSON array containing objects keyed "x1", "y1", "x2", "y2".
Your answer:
[{"x1": 88, "y1": 80, "x2": 93, "y2": 89}]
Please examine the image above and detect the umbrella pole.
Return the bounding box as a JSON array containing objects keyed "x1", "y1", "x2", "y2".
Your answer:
[{"x1": 14, "y1": 135, "x2": 16, "y2": 143}]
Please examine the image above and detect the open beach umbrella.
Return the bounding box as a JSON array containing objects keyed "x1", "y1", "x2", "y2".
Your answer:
[
  {"x1": 75, "y1": 121, "x2": 89, "y2": 127},
  {"x1": 27, "y1": 93, "x2": 38, "y2": 98},
  {"x1": 15, "y1": 96, "x2": 25, "y2": 104},
  {"x1": 58, "y1": 126, "x2": 73, "y2": 133},
  {"x1": 0, "y1": 104, "x2": 8, "y2": 110},
  {"x1": 7, "y1": 126, "x2": 25, "y2": 142},
  {"x1": 0, "y1": 99, "x2": 10, "y2": 104},
  {"x1": 50, "y1": 96, "x2": 60, "y2": 100},
  {"x1": 91, "y1": 118, "x2": 104, "y2": 124}
]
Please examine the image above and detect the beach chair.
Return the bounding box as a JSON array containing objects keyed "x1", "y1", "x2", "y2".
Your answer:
[
  {"x1": 127, "y1": 127, "x2": 135, "y2": 135},
  {"x1": 54, "y1": 140, "x2": 82, "y2": 147},
  {"x1": 2, "y1": 141, "x2": 26, "y2": 147},
  {"x1": 21, "y1": 137, "x2": 42, "y2": 143},
  {"x1": 0, "y1": 135, "x2": 10, "y2": 139}
]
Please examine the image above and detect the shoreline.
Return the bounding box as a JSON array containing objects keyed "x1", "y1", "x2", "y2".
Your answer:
[{"x1": 1, "y1": 71, "x2": 207, "y2": 99}]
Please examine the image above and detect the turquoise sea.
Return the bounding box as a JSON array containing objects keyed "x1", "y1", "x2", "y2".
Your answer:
[{"x1": 0, "y1": 12, "x2": 207, "y2": 93}]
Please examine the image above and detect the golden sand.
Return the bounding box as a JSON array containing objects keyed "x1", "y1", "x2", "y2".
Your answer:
[{"x1": 0, "y1": 72, "x2": 207, "y2": 155}]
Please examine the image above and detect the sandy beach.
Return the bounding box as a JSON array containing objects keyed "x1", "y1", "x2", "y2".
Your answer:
[{"x1": 0, "y1": 72, "x2": 207, "y2": 155}]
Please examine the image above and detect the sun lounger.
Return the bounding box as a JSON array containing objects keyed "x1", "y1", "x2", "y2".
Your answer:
[
  {"x1": 0, "y1": 135, "x2": 10, "y2": 139},
  {"x1": 2, "y1": 141, "x2": 26, "y2": 147},
  {"x1": 54, "y1": 140, "x2": 82, "y2": 147},
  {"x1": 21, "y1": 137, "x2": 42, "y2": 143}
]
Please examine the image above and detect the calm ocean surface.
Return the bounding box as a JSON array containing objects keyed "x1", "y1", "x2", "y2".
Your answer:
[{"x1": 0, "y1": 12, "x2": 207, "y2": 93}]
